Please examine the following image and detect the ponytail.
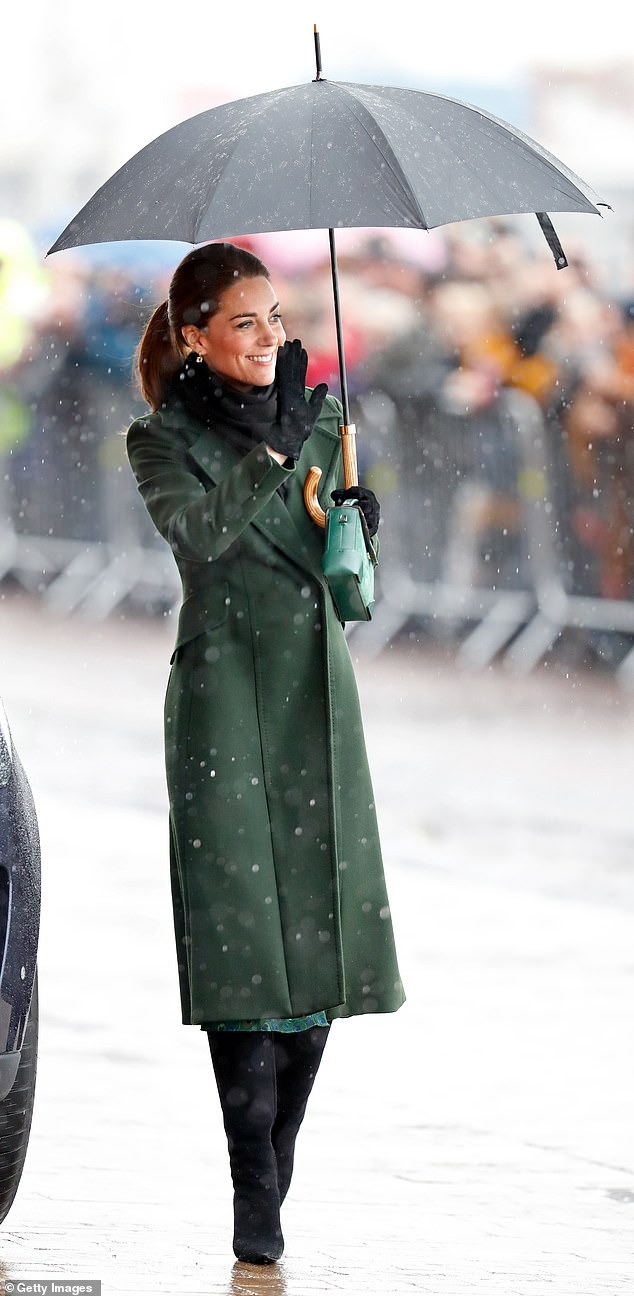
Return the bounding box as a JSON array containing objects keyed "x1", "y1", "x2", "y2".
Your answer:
[{"x1": 135, "y1": 300, "x2": 185, "y2": 411}]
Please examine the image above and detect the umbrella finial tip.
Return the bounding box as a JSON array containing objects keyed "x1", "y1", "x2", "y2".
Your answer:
[{"x1": 313, "y1": 23, "x2": 323, "y2": 80}]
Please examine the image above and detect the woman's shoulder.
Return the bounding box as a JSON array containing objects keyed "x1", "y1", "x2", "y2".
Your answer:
[
  {"x1": 127, "y1": 400, "x2": 199, "y2": 448},
  {"x1": 126, "y1": 409, "x2": 167, "y2": 463},
  {"x1": 127, "y1": 409, "x2": 159, "y2": 437}
]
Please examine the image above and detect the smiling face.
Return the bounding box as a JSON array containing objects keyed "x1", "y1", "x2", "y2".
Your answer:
[{"x1": 182, "y1": 275, "x2": 286, "y2": 391}]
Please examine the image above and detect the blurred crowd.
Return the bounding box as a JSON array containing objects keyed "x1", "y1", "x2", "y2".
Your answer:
[{"x1": 1, "y1": 214, "x2": 634, "y2": 633}]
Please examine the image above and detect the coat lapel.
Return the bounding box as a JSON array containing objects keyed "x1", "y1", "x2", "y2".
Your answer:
[{"x1": 169, "y1": 410, "x2": 328, "y2": 581}]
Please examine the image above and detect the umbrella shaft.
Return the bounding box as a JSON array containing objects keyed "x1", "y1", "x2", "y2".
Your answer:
[{"x1": 328, "y1": 228, "x2": 351, "y2": 425}]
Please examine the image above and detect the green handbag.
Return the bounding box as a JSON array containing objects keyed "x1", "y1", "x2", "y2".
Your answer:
[
  {"x1": 302, "y1": 423, "x2": 378, "y2": 622},
  {"x1": 321, "y1": 501, "x2": 377, "y2": 622}
]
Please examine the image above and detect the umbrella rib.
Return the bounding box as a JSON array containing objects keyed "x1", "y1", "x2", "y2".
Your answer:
[
  {"x1": 195, "y1": 96, "x2": 284, "y2": 242},
  {"x1": 334, "y1": 85, "x2": 429, "y2": 229},
  {"x1": 451, "y1": 92, "x2": 601, "y2": 207},
  {"x1": 341, "y1": 86, "x2": 527, "y2": 229},
  {"x1": 392, "y1": 84, "x2": 601, "y2": 216},
  {"x1": 309, "y1": 93, "x2": 318, "y2": 228},
  {"x1": 338, "y1": 83, "x2": 601, "y2": 227},
  {"x1": 195, "y1": 136, "x2": 251, "y2": 244}
]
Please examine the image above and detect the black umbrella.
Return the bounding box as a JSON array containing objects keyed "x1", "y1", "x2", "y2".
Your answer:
[{"x1": 49, "y1": 28, "x2": 607, "y2": 514}]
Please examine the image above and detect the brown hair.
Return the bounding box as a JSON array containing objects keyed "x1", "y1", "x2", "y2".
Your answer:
[{"x1": 136, "y1": 241, "x2": 270, "y2": 410}]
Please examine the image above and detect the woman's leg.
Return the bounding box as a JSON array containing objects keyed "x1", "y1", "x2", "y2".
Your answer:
[
  {"x1": 272, "y1": 1025, "x2": 330, "y2": 1204},
  {"x1": 207, "y1": 1030, "x2": 284, "y2": 1264}
]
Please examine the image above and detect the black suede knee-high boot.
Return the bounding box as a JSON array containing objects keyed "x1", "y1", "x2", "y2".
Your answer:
[
  {"x1": 207, "y1": 1031, "x2": 284, "y2": 1264},
  {"x1": 272, "y1": 1026, "x2": 330, "y2": 1204}
]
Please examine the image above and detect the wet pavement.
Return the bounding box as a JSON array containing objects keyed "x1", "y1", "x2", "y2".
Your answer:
[{"x1": 0, "y1": 591, "x2": 633, "y2": 1295}]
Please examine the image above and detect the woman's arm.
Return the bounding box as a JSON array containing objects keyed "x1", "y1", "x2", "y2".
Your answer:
[{"x1": 127, "y1": 419, "x2": 295, "y2": 563}]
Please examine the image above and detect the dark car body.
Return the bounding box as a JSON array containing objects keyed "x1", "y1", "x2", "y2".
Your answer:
[{"x1": 0, "y1": 699, "x2": 40, "y2": 1220}]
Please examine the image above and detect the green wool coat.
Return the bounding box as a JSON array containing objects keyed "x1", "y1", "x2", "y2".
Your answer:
[{"x1": 126, "y1": 391, "x2": 405, "y2": 1026}]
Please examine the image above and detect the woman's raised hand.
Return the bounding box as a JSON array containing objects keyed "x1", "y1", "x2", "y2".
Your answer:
[{"x1": 267, "y1": 340, "x2": 328, "y2": 461}]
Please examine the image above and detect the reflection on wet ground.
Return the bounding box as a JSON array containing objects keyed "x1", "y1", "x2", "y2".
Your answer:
[{"x1": 227, "y1": 1260, "x2": 289, "y2": 1296}]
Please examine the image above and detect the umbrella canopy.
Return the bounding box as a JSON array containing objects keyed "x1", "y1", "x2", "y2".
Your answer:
[{"x1": 48, "y1": 78, "x2": 603, "y2": 256}]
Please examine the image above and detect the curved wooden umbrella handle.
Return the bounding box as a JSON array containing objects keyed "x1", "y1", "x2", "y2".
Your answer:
[
  {"x1": 303, "y1": 423, "x2": 359, "y2": 529},
  {"x1": 303, "y1": 466, "x2": 326, "y2": 528}
]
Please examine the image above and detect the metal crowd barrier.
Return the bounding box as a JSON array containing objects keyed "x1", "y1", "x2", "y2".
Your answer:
[
  {"x1": 350, "y1": 384, "x2": 634, "y2": 679},
  {"x1": 2, "y1": 376, "x2": 634, "y2": 681},
  {"x1": 0, "y1": 381, "x2": 180, "y2": 618},
  {"x1": 41, "y1": 428, "x2": 181, "y2": 619},
  {"x1": 501, "y1": 390, "x2": 634, "y2": 682}
]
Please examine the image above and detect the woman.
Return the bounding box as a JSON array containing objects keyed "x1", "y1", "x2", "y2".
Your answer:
[{"x1": 127, "y1": 242, "x2": 404, "y2": 1265}]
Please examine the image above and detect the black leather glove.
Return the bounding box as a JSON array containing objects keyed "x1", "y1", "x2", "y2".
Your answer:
[
  {"x1": 268, "y1": 339, "x2": 328, "y2": 460},
  {"x1": 331, "y1": 485, "x2": 381, "y2": 537}
]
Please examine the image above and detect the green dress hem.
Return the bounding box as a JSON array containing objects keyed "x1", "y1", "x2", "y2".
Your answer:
[{"x1": 200, "y1": 1011, "x2": 329, "y2": 1033}]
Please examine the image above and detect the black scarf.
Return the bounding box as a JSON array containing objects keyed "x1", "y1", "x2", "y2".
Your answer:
[{"x1": 172, "y1": 353, "x2": 279, "y2": 459}]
